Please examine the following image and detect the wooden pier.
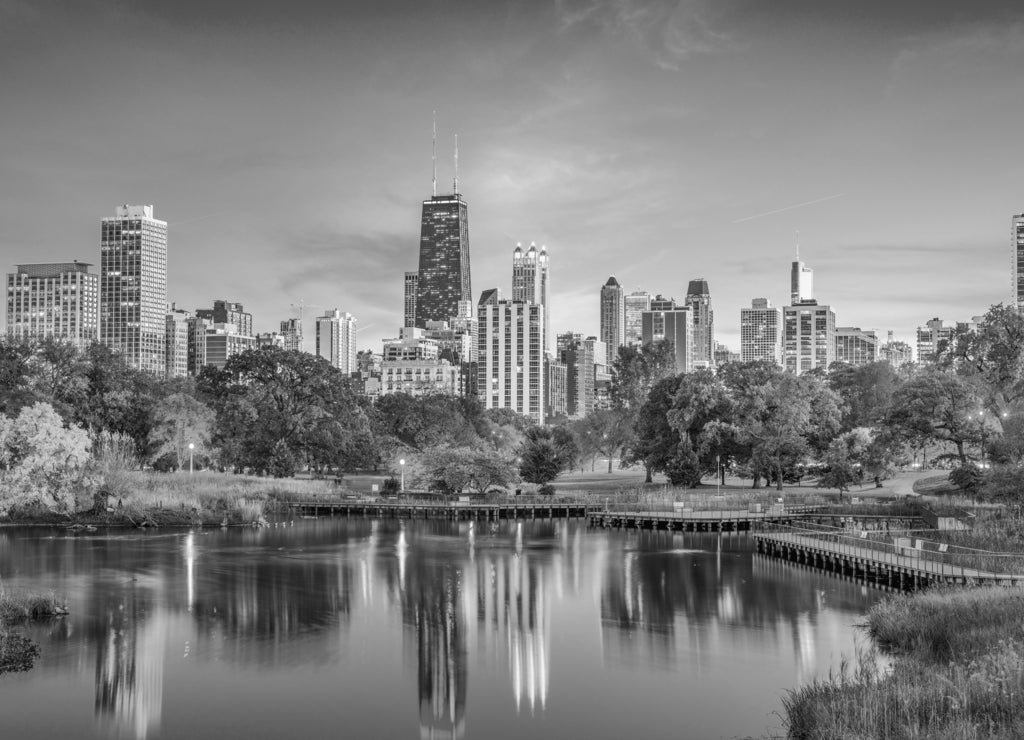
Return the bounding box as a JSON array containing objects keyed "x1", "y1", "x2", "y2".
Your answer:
[
  {"x1": 754, "y1": 524, "x2": 1024, "y2": 591},
  {"x1": 287, "y1": 500, "x2": 598, "y2": 520},
  {"x1": 587, "y1": 505, "x2": 822, "y2": 532}
]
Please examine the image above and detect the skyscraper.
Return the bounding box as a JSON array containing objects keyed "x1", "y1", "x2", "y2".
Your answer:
[
  {"x1": 600, "y1": 276, "x2": 624, "y2": 355},
  {"x1": 783, "y1": 303, "x2": 836, "y2": 373},
  {"x1": 641, "y1": 305, "x2": 693, "y2": 374},
  {"x1": 404, "y1": 271, "x2": 418, "y2": 328},
  {"x1": 100, "y1": 205, "x2": 168, "y2": 374},
  {"x1": 279, "y1": 317, "x2": 302, "y2": 352},
  {"x1": 685, "y1": 278, "x2": 713, "y2": 368},
  {"x1": 165, "y1": 305, "x2": 190, "y2": 378},
  {"x1": 835, "y1": 327, "x2": 879, "y2": 366},
  {"x1": 623, "y1": 290, "x2": 651, "y2": 346},
  {"x1": 415, "y1": 193, "x2": 470, "y2": 327},
  {"x1": 6, "y1": 261, "x2": 98, "y2": 348},
  {"x1": 477, "y1": 290, "x2": 545, "y2": 424},
  {"x1": 316, "y1": 309, "x2": 358, "y2": 374},
  {"x1": 196, "y1": 300, "x2": 253, "y2": 337},
  {"x1": 791, "y1": 260, "x2": 814, "y2": 304},
  {"x1": 740, "y1": 298, "x2": 783, "y2": 365},
  {"x1": 511, "y1": 242, "x2": 549, "y2": 350},
  {"x1": 1013, "y1": 213, "x2": 1024, "y2": 309}
]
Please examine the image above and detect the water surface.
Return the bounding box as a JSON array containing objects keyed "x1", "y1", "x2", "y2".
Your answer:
[{"x1": 0, "y1": 519, "x2": 881, "y2": 739}]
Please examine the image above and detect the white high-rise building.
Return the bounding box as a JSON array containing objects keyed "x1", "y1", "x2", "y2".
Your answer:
[
  {"x1": 100, "y1": 205, "x2": 168, "y2": 374},
  {"x1": 791, "y1": 260, "x2": 814, "y2": 304},
  {"x1": 165, "y1": 305, "x2": 190, "y2": 378},
  {"x1": 740, "y1": 298, "x2": 783, "y2": 365},
  {"x1": 315, "y1": 309, "x2": 358, "y2": 374},
  {"x1": 477, "y1": 289, "x2": 545, "y2": 424},
  {"x1": 784, "y1": 303, "x2": 836, "y2": 373},
  {"x1": 1013, "y1": 213, "x2": 1024, "y2": 309},
  {"x1": 6, "y1": 262, "x2": 99, "y2": 348},
  {"x1": 835, "y1": 327, "x2": 879, "y2": 366}
]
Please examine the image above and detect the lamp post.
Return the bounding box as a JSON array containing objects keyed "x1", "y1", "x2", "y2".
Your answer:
[
  {"x1": 716, "y1": 455, "x2": 721, "y2": 497},
  {"x1": 188, "y1": 442, "x2": 195, "y2": 474},
  {"x1": 399, "y1": 458, "x2": 405, "y2": 493}
]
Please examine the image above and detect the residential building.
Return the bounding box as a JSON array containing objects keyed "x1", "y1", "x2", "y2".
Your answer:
[
  {"x1": 279, "y1": 317, "x2": 302, "y2": 352},
  {"x1": 713, "y1": 342, "x2": 740, "y2": 367},
  {"x1": 879, "y1": 332, "x2": 913, "y2": 368},
  {"x1": 600, "y1": 276, "x2": 624, "y2": 356},
  {"x1": 835, "y1": 327, "x2": 879, "y2": 366},
  {"x1": 404, "y1": 271, "x2": 418, "y2": 328},
  {"x1": 380, "y1": 359, "x2": 461, "y2": 397},
  {"x1": 650, "y1": 294, "x2": 677, "y2": 311},
  {"x1": 100, "y1": 204, "x2": 168, "y2": 374},
  {"x1": 685, "y1": 278, "x2": 714, "y2": 368},
  {"x1": 641, "y1": 305, "x2": 693, "y2": 374},
  {"x1": 623, "y1": 290, "x2": 651, "y2": 346},
  {"x1": 256, "y1": 332, "x2": 285, "y2": 349},
  {"x1": 590, "y1": 336, "x2": 612, "y2": 409},
  {"x1": 6, "y1": 261, "x2": 98, "y2": 348},
  {"x1": 186, "y1": 316, "x2": 209, "y2": 376},
  {"x1": 477, "y1": 290, "x2": 545, "y2": 424},
  {"x1": 415, "y1": 193, "x2": 470, "y2": 327},
  {"x1": 740, "y1": 298, "x2": 783, "y2": 365},
  {"x1": 382, "y1": 327, "x2": 441, "y2": 362},
  {"x1": 196, "y1": 300, "x2": 252, "y2": 337},
  {"x1": 545, "y1": 356, "x2": 568, "y2": 420},
  {"x1": 204, "y1": 323, "x2": 256, "y2": 369},
  {"x1": 1014, "y1": 213, "x2": 1024, "y2": 309},
  {"x1": 315, "y1": 309, "x2": 358, "y2": 374},
  {"x1": 783, "y1": 302, "x2": 836, "y2": 373},
  {"x1": 165, "y1": 305, "x2": 190, "y2": 378},
  {"x1": 558, "y1": 333, "x2": 595, "y2": 419},
  {"x1": 915, "y1": 317, "x2": 981, "y2": 364}
]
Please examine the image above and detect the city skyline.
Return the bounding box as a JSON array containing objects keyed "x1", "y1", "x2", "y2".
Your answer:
[{"x1": 2, "y1": 1, "x2": 1023, "y2": 353}]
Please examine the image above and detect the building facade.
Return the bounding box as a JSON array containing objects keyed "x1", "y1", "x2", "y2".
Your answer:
[
  {"x1": 6, "y1": 261, "x2": 98, "y2": 348},
  {"x1": 1014, "y1": 213, "x2": 1024, "y2": 310},
  {"x1": 415, "y1": 193, "x2": 470, "y2": 327},
  {"x1": 100, "y1": 204, "x2": 168, "y2": 374},
  {"x1": 791, "y1": 260, "x2": 814, "y2": 304},
  {"x1": 380, "y1": 360, "x2": 461, "y2": 396},
  {"x1": 835, "y1": 327, "x2": 879, "y2": 366},
  {"x1": 165, "y1": 305, "x2": 190, "y2": 378},
  {"x1": 624, "y1": 290, "x2": 651, "y2": 347},
  {"x1": 783, "y1": 302, "x2": 836, "y2": 373},
  {"x1": 196, "y1": 300, "x2": 252, "y2": 337},
  {"x1": 279, "y1": 317, "x2": 302, "y2": 352},
  {"x1": 558, "y1": 332, "x2": 595, "y2": 419},
  {"x1": 740, "y1": 298, "x2": 783, "y2": 365},
  {"x1": 315, "y1": 309, "x2": 358, "y2": 374},
  {"x1": 476, "y1": 291, "x2": 545, "y2": 424},
  {"x1": 512, "y1": 243, "x2": 549, "y2": 351},
  {"x1": 204, "y1": 324, "x2": 257, "y2": 369},
  {"x1": 641, "y1": 306, "x2": 693, "y2": 374},
  {"x1": 600, "y1": 276, "x2": 624, "y2": 357},
  {"x1": 685, "y1": 278, "x2": 714, "y2": 368},
  {"x1": 404, "y1": 271, "x2": 418, "y2": 328}
]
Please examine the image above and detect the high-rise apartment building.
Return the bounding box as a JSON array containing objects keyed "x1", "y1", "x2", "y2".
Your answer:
[
  {"x1": 279, "y1": 317, "x2": 302, "y2": 352},
  {"x1": 511, "y1": 243, "x2": 549, "y2": 351},
  {"x1": 545, "y1": 357, "x2": 568, "y2": 420},
  {"x1": 650, "y1": 294, "x2": 677, "y2": 311},
  {"x1": 196, "y1": 300, "x2": 252, "y2": 337},
  {"x1": 835, "y1": 327, "x2": 879, "y2": 366},
  {"x1": 558, "y1": 332, "x2": 595, "y2": 419},
  {"x1": 685, "y1": 278, "x2": 714, "y2": 368},
  {"x1": 791, "y1": 260, "x2": 814, "y2": 304},
  {"x1": 477, "y1": 290, "x2": 545, "y2": 424},
  {"x1": 624, "y1": 290, "x2": 651, "y2": 346},
  {"x1": 783, "y1": 303, "x2": 836, "y2": 373},
  {"x1": 203, "y1": 324, "x2": 256, "y2": 369},
  {"x1": 165, "y1": 305, "x2": 190, "y2": 378},
  {"x1": 915, "y1": 317, "x2": 980, "y2": 363},
  {"x1": 404, "y1": 271, "x2": 418, "y2": 328},
  {"x1": 415, "y1": 193, "x2": 470, "y2": 327},
  {"x1": 879, "y1": 331, "x2": 913, "y2": 368},
  {"x1": 600, "y1": 276, "x2": 624, "y2": 356},
  {"x1": 1013, "y1": 213, "x2": 1024, "y2": 309},
  {"x1": 6, "y1": 262, "x2": 99, "y2": 348},
  {"x1": 740, "y1": 298, "x2": 783, "y2": 365},
  {"x1": 641, "y1": 305, "x2": 693, "y2": 374},
  {"x1": 713, "y1": 342, "x2": 740, "y2": 366},
  {"x1": 315, "y1": 309, "x2": 358, "y2": 374},
  {"x1": 100, "y1": 204, "x2": 168, "y2": 374}
]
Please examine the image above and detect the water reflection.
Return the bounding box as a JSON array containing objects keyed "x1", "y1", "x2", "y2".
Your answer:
[{"x1": 0, "y1": 520, "x2": 881, "y2": 740}]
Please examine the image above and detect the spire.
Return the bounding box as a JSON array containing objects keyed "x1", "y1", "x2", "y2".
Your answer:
[
  {"x1": 432, "y1": 111, "x2": 437, "y2": 197},
  {"x1": 453, "y1": 133, "x2": 459, "y2": 194},
  {"x1": 796, "y1": 229, "x2": 801, "y2": 262}
]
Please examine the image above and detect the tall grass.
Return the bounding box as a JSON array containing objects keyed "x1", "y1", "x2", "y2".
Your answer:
[
  {"x1": 0, "y1": 590, "x2": 66, "y2": 623},
  {"x1": 783, "y1": 586, "x2": 1024, "y2": 739}
]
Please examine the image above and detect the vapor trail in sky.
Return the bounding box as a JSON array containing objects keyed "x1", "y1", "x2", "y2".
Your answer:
[{"x1": 732, "y1": 193, "x2": 846, "y2": 224}]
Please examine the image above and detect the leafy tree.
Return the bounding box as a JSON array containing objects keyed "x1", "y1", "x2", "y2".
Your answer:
[
  {"x1": 665, "y1": 369, "x2": 733, "y2": 486},
  {"x1": 949, "y1": 465, "x2": 984, "y2": 496},
  {"x1": 828, "y1": 361, "x2": 899, "y2": 431},
  {"x1": 149, "y1": 393, "x2": 215, "y2": 471},
  {"x1": 373, "y1": 393, "x2": 479, "y2": 453},
  {"x1": 518, "y1": 427, "x2": 577, "y2": 485},
  {"x1": 885, "y1": 370, "x2": 981, "y2": 467},
  {"x1": 0, "y1": 338, "x2": 40, "y2": 416},
  {"x1": 575, "y1": 408, "x2": 633, "y2": 474},
  {"x1": 819, "y1": 429, "x2": 870, "y2": 496},
  {"x1": 624, "y1": 374, "x2": 684, "y2": 482},
  {"x1": 415, "y1": 447, "x2": 516, "y2": 494},
  {"x1": 610, "y1": 341, "x2": 677, "y2": 411},
  {"x1": 0, "y1": 403, "x2": 91, "y2": 515}
]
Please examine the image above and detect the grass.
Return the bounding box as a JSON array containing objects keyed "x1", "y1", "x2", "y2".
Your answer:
[
  {"x1": 782, "y1": 586, "x2": 1024, "y2": 739},
  {"x1": 0, "y1": 590, "x2": 66, "y2": 623}
]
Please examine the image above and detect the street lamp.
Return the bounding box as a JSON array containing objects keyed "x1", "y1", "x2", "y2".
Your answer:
[
  {"x1": 399, "y1": 458, "x2": 405, "y2": 493},
  {"x1": 188, "y1": 442, "x2": 195, "y2": 474}
]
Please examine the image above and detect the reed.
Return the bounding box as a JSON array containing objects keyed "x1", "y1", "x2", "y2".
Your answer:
[{"x1": 0, "y1": 590, "x2": 65, "y2": 623}]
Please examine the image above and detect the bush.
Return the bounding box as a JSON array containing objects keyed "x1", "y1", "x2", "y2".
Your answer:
[
  {"x1": 538, "y1": 483, "x2": 555, "y2": 496},
  {"x1": 382, "y1": 477, "x2": 401, "y2": 495}
]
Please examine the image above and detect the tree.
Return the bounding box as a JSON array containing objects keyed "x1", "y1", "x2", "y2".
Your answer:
[
  {"x1": 149, "y1": 393, "x2": 215, "y2": 471},
  {"x1": 885, "y1": 370, "x2": 981, "y2": 467},
  {"x1": 665, "y1": 369, "x2": 733, "y2": 486},
  {"x1": 575, "y1": 409, "x2": 633, "y2": 474},
  {"x1": 624, "y1": 374, "x2": 684, "y2": 482},
  {"x1": 518, "y1": 427, "x2": 577, "y2": 485},
  {"x1": 415, "y1": 447, "x2": 516, "y2": 494},
  {"x1": 828, "y1": 361, "x2": 899, "y2": 431},
  {"x1": 610, "y1": 341, "x2": 677, "y2": 411},
  {"x1": 949, "y1": 465, "x2": 984, "y2": 496},
  {"x1": 0, "y1": 403, "x2": 91, "y2": 515},
  {"x1": 819, "y1": 429, "x2": 870, "y2": 496}
]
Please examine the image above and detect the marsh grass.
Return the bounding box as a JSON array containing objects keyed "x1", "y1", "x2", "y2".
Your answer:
[
  {"x1": 783, "y1": 586, "x2": 1024, "y2": 739},
  {"x1": 0, "y1": 590, "x2": 65, "y2": 623}
]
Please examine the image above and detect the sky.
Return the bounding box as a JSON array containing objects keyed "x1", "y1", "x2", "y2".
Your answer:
[{"x1": 2, "y1": 0, "x2": 1024, "y2": 353}]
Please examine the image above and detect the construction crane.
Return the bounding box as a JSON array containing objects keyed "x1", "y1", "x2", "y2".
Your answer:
[{"x1": 288, "y1": 300, "x2": 325, "y2": 354}]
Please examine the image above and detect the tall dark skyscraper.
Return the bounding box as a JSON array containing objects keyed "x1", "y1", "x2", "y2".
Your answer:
[
  {"x1": 414, "y1": 193, "x2": 470, "y2": 327},
  {"x1": 685, "y1": 278, "x2": 714, "y2": 368}
]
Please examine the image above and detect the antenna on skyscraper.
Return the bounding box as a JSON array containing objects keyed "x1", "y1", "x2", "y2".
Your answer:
[
  {"x1": 795, "y1": 229, "x2": 801, "y2": 261},
  {"x1": 432, "y1": 111, "x2": 437, "y2": 197},
  {"x1": 453, "y1": 133, "x2": 459, "y2": 194}
]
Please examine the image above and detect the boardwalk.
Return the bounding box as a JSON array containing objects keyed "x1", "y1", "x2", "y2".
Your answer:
[
  {"x1": 287, "y1": 500, "x2": 598, "y2": 520},
  {"x1": 588, "y1": 505, "x2": 822, "y2": 532},
  {"x1": 755, "y1": 525, "x2": 1024, "y2": 590}
]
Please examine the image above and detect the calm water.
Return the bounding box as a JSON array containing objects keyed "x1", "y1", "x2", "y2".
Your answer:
[{"x1": 0, "y1": 519, "x2": 882, "y2": 740}]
